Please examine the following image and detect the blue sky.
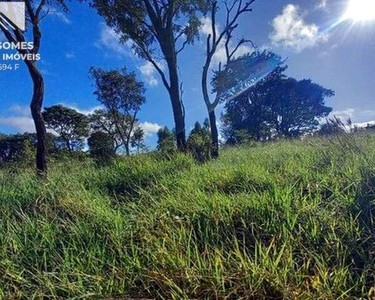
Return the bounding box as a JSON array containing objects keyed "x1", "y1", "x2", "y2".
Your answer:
[{"x1": 0, "y1": 0, "x2": 374, "y2": 146}]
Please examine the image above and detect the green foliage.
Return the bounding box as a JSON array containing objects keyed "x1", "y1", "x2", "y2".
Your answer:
[
  {"x1": 1, "y1": 133, "x2": 375, "y2": 298},
  {"x1": 89, "y1": 109, "x2": 122, "y2": 151},
  {"x1": 86, "y1": 0, "x2": 205, "y2": 60},
  {"x1": 90, "y1": 67, "x2": 146, "y2": 155},
  {"x1": 221, "y1": 55, "x2": 334, "y2": 143},
  {"x1": 0, "y1": 133, "x2": 53, "y2": 166},
  {"x1": 88, "y1": 131, "x2": 116, "y2": 164},
  {"x1": 157, "y1": 126, "x2": 176, "y2": 155},
  {"x1": 130, "y1": 127, "x2": 146, "y2": 154},
  {"x1": 187, "y1": 120, "x2": 212, "y2": 162},
  {"x1": 86, "y1": 0, "x2": 209, "y2": 150},
  {"x1": 43, "y1": 105, "x2": 89, "y2": 152},
  {"x1": 0, "y1": 133, "x2": 33, "y2": 164},
  {"x1": 230, "y1": 129, "x2": 254, "y2": 145}
]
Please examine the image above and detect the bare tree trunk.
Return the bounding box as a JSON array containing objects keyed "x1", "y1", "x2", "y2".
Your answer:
[
  {"x1": 200, "y1": 0, "x2": 256, "y2": 159},
  {"x1": 202, "y1": 64, "x2": 219, "y2": 159},
  {"x1": 125, "y1": 142, "x2": 130, "y2": 156},
  {"x1": 26, "y1": 61, "x2": 47, "y2": 177},
  {"x1": 160, "y1": 31, "x2": 186, "y2": 152},
  {"x1": 208, "y1": 108, "x2": 219, "y2": 159},
  {"x1": 141, "y1": 0, "x2": 186, "y2": 151},
  {"x1": 169, "y1": 77, "x2": 186, "y2": 151}
]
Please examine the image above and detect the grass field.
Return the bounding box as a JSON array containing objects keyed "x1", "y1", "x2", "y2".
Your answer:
[{"x1": 0, "y1": 133, "x2": 375, "y2": 299}]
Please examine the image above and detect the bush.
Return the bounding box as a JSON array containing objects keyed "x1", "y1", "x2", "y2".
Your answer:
[
  {"x1": 88, "y1": 131, "x2": 116, "y2": 165},
  {"x1": 187, "y1": 121, "x2": 211, "y2": 163}
]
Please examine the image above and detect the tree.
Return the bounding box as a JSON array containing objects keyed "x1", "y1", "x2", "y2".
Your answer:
[
  {"x1": 0, "y1": 133, "x2": 32, "y2": 164},
  {"x1": 201, "y1": 0, "x2": 256, "y2": 158},
  {"x1": 86, "y1": 0, "x2": 206, "y2": 151},
  {"x1": 0, "y1": 132, "x2": 59, "y2": 164},
  {"x1": 43, "y1": 105, "x2": 89, "y2": 152},
  {"x1": 0, "y1": 0, "x2": 68, "y2": 176},
  {"x1": 90, "y1": 67, "x2": 146, "y2": 156},
  {"x1": 222, "y1": 65, "x2": 334, "y2": 143},
  {"x1": 157, "y1": 126, "x2": 176, "y2": 154},
  {"x1": 89, "y1": 109, "x2": 123, "y2": 152},
  {"x1": 187, "y1": 120, "x2": 211, "y2": 162},
  {"x1": 88, "y1": 131, "x2": 116, "y2": 164},
  {"x1": 131, "y1": 127, "x2": 146, "y2": 154}
]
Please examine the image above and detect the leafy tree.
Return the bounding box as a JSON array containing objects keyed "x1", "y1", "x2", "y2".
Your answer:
[
  {"x1": 0, "y1": 0, "x2": 69, "y2": 176},
  {"x1": 86, "y1": 0, "x2": 206, "y2": 151},
  {"x1": 157, "y1": 126, "x2": 176, "y2": 154},
  {"x1": 225, "y1": 129, "x2": 253, "y2": 145},
  {"x1": 0, "y1": 132, "x2": 59, "y2": 164},
  {"x1": 88, "y1": 131, "x2": 116, "y2": 164},
  {"x1": 131, "y1": 127, "x2": 146, "y2": 154},
  {"x1": 43, "y1": 105, "x2": 89, "y2": 152},
  {"x1": 201, "y1": 0, "x2": 256, "y2": 158},
  {"x1": 90, "y1": 67, "x2": 146, "y2": 156},
  {"x1": 89, "y1": 109, "x2": 123, "y2": 152},
  {"x1": 0, "y1": 134, "x2": 30, "y2": 164},
  {"x1": 222, "y1": 64, "x2": 334, "y2": 143},
  {"x1": 187, "y1": 120, "x2": 211, "y2": 162}
]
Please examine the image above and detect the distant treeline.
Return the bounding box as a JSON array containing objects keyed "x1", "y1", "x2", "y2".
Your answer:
[{"x1": 2, "y1": 57, "x2": 373, "y2": 166}]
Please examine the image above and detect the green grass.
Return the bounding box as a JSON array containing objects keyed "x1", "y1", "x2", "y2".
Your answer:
[{"x1": 1, "y1": 133, "x2": 375, "y2": 299}]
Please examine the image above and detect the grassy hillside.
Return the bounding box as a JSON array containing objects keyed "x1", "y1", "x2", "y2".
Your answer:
[{"x1": 1, "y1": 133, "x2": 375, "y2": 299}]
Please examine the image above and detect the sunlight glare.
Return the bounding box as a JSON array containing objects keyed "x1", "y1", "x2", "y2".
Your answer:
[{"x1": 344, "y1": 0, "x2": 375, "y2": 21}]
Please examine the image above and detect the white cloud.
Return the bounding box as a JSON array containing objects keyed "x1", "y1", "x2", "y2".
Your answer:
[
  {"x1": 0, "y1": 103, "x2": 105, "y2": 133},
  {"x1": 95, "y1": 23, "x2": 164, "y2": 88},
  {"x1": 212, "y1": 42, "x2": 253, "y2": 65},
  {"x1": 329, "y1": 109, "x2": 375, "y2": 128},
  {"x1": 57, "y1": 103, "x2": 104, "y2": 116},
  {"x1": 199, "y1": 17, "x2": 253, "y2": 66},
  {"x1": 139, "y1": 121, "x2": 162, "y2": 137},
  {"x1": 65, "y1": 52, "x2": 75, "y2": 59},
  {"x1": 48, "y1": 7, "x2": 71, "y2": 24},
  {"x1": 138, "y1": 61, "x2": 163, "y2": 87},
  {"x1": 200, "y1": 16, "x2": 218, "y2": 37},
  {"x1": 270, "y1": 4, "x2": 328, "y2": 52},
  {"x1": 9, "y1": 104, "x2": 30, "y2": 116},
  {"x1": 363, "y1": 110, "x2": 375, "y2": 117},
  {"x1": 354, "y1": 120, "x2": 375, "y2": 128},
  {"x1": 0, "y1": 105, "x2": 34, "y2": 132},
  {"x1": 0, "y1": 103, "x2": 162, "y2": 143},
  {"x1": 0, "y1": 116, "x2": 35, "y2": 133},
  {"x1": 317, "y1": 0, "x2": 328, "y2": 10},
  {"x1": 330, "y1": 108, "x2": 355, "y2": 120},
  {"x1": 95, "y1": 24, "x2": 133, "y2": 58}
]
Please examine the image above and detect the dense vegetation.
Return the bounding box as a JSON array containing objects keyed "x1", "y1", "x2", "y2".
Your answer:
[{"x1": 1, "y1": 132, "x2": 375, "y2": 299}]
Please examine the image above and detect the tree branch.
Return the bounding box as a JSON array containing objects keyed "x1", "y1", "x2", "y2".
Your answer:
[
  {"x1": 176, "y1": 38, "x2": 188, "y2": 55},
  {"x1": 35, "y1": 0, "x2": 47, "y2": 19},
  {"x1": 135, "y1": 41, "x2": 170, "y2": 91},
  {"x1": 201, "y1": 0, "x2": 258, "y2": 110},
  {"x1": 229, "y1": 38, "x2": 254, "y2": 61}
]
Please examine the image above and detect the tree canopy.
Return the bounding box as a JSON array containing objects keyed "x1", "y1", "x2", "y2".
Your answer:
[
  {"x1": 186, "y1": 120, "x2": 211, "y2": 162},
  {"x1": 88, "y1": 131, "x2": 116, "y2": 164},
  {"x1": 85, "y1": 0, "x2": 210, "y2": 150},
  {"x1": 222, "y1": 65, "x2": 334, "y2": 143},
  {"x1": 43, "y1": 105, "x2": 89, "y2": 152},
  {"x1": 157, "y1": 126, "x2": 176, "y2": 154},
  {"x1": 90, "y1": 67, "x2": 146, "y2": 155}
]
